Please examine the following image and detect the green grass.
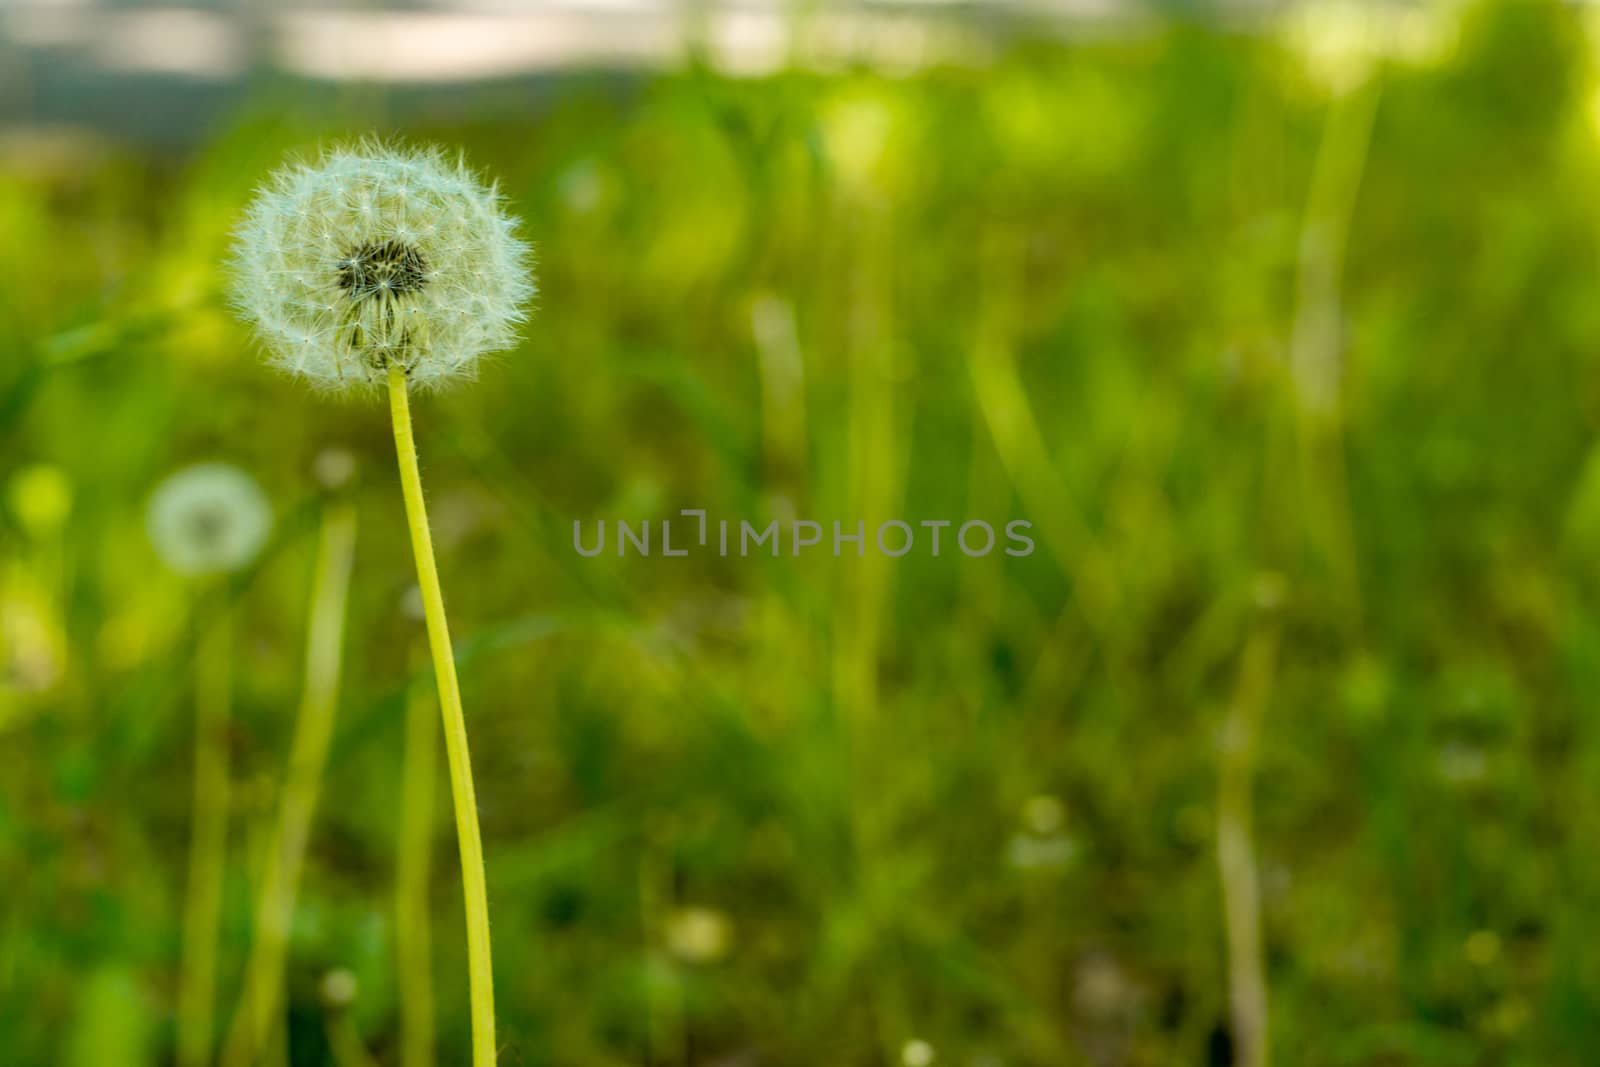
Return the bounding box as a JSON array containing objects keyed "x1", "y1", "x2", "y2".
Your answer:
[{"x1": 5, "y1": 2, "x2": 1600, "y2": 1063}]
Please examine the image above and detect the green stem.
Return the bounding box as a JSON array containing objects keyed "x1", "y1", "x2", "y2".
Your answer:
[
  {"x1": 397, "y1": 637, "x2": 438, "y2": 1067},
  {"x1": 325, "y1": 1009, "x2": 382, "y2": 1067},
  {"x1": 1287, "y1": 77, "x2": 1380, "y2": 632},
  {"x1": 387, "y1": 361, "x2": 497, "y2": 1067},
  {"x1": 177, "y1": 601, "x2": 232, "y2": 1067},
  {"x1": 222, "y1": 502, "x2": 358, "y2": 1067},
  {"x1": 1217, "y1": 617, "x2": 1281, "y2": 1067}
]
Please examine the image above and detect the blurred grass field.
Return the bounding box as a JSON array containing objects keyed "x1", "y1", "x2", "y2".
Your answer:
[{"x1": 7, "y1": 2, "x2": 1600, "y2": 1064}]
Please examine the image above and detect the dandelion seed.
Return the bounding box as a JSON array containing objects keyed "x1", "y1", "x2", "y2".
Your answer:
[
  {"x1": 147, "y1": 464, "x2": 271, "y2": 577},
  {"x1": 230, "y1": 141, "x2": 535, "y2": 391}
]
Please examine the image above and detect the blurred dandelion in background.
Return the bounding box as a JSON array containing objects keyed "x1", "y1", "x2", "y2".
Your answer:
[
  {"x1": 664, "y1": 906, "x2": 733, "y2": 965},
  {"x1": 320, "y1": 968, "x2": 359, "y2": 1012},
  {"x1": 146, "y1": 463, "x2": 271, "y2": 577},
  {"x1": 1006, "y1": 794, "x2": 1076, "y2": 872},
  {"x1": 313, "y1": 447, "x2": 358, "y2": 491}
]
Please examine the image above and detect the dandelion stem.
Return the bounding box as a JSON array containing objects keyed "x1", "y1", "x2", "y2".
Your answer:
[
  {"x1": 397, "y1": 636, "x2": 439, "y2": 1067},
  {"x1": 178, "y1": 600, "x2": 232, "y2": 1067},
  {"x1": 1287, "y1": 76, "x2": 1380, "y2": 634},
  {"x1": 222, "y1": 502, "x2": 358, "y2": 1067},
  {"x1": 325, "y1": 1009, "x2": 383, "y2": 1067},
  {"x1": 1217, "y1": 618, "x2": 1281, "y2": 1067},
  {"x1": 387, "y1": 360, "x2": 497, "y2": 1067}
]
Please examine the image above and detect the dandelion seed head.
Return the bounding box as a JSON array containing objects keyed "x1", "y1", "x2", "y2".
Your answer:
[
  {"x1": 230, "y1": 141, "x2": 535, "y2": 391},
  {"x1": 664, "y1": 907, "x2": 733, "y2": 964},
  {"x1": 313, "y1": 447, "x2": 357, "y2": 490},
  {"x1": 320, "y1": 969, "x2": 359, "y2": 1009},
  {"x1": 147, "y1": 463, "x2": 272, "y2": 577}
]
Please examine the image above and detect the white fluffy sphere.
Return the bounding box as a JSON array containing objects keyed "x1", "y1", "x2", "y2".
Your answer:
[
  {"x1": 230, "y1": 142, "x2": 535, "y2": 391},
  {"x1": 147, "y1": 464, "x2": 273, "y2": 576}
]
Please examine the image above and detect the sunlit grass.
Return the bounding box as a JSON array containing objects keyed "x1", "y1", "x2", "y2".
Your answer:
[{"x1": 5, "y1": 2, "x2": 1600, "y2": 1063}]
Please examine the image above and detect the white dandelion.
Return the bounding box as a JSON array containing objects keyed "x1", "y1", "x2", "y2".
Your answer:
[
  {"x1": 147, "y1": 463, "x2": 272, "y2": 577},
  {"x1": 227, "y1": 140, "x2": 527, "y2": 1067},
  {"x1": 230, "y1": 141, "x2": 535, "y2": 391}
]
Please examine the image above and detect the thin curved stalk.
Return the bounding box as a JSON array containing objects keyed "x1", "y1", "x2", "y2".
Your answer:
[
  {"x1": 387, "y1": 361, "x2": 497, "y2": 1067},
  {"x1": 1288, "y1": 76, "x2": 1381, "y2": 632},
  {"x1": 1217, "y1": 618, "x2": 1281, "y2": 1067},
  {"x1": 177, "y1": 602, "x2": 232, "y2": 1067},
  {"x1": 325, "y1": 1009, "x2": 382, "y2": 1067}
]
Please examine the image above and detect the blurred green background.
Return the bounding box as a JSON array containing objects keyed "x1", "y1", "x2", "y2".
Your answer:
[{"x1": 7, "y1": 0, "x2": 1600, "y2": 1064}]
